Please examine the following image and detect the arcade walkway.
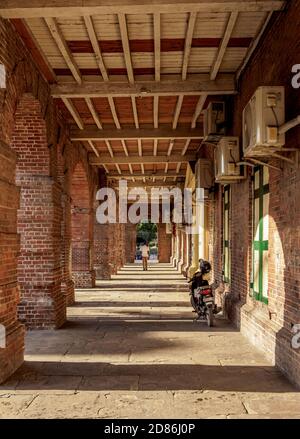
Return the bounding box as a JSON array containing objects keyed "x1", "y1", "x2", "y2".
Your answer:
[{"x1": 0, "y1": 264, "x2": 299, "y2": 418}]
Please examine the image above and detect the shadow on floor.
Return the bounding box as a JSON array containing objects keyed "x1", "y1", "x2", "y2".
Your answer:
[
  {"x1": 62, "y1": 318, "x2": 238, "y2": 332},
  {"x1": 2, "y1": 361, "x2": 296, "y2": 393},
  {"x1": 74, "y1": 301, "x2": 192, "y2": 308}
]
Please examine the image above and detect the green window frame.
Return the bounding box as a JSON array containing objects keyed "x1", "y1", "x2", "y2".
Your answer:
[
  {"x1": 223, "y1": 185, "x2": 231, "y2": 283},
  {"x1": 251, "y1": 166, "x2": 269, "y2": 304}
]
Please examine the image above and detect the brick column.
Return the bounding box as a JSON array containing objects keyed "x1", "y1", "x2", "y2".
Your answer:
[
  {"x1": 177, "y1": 230, "x2": 184, "y2": 271},
  {"x1": 125, "y1": 223, "x2": 137, "y2": 263},
  {"x1": 71, "y1": 162, "x2": 95, "y2": 288},
  {"x1": 0, "y1": 141, "x2": 24, "y2": 383},
  {"x1": 12, "y1": 94, "x2": 65, "y2": 329},
  {"x1": 183, "y1": 232, "x2": 191, "y2": 277},
  {"x1": 158, "y1": 223, "x2": 172, "y2": 262},
  {"x1": 60, "y1": 192, "x2": 75, "y2": 306},
  {"x1": 71, "y1": 206, "x2": 95, "y2": 288},
  {"x1": 94, "y1": 223, "x2": 110, "y2": 279}
]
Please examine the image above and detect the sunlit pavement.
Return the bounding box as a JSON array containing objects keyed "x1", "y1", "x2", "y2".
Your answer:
[{"x1": 0, "y1": 263, "x2": 299, "y2": 418}]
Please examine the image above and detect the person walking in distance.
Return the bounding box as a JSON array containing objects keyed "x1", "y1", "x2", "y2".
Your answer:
[{"x1": 141, "y1": 241, "x2": 150, "y2": 271}]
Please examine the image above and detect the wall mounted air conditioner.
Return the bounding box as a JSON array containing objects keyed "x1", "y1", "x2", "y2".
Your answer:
[
  {"x1": 215, "y1": 137, "x2": 242, "y2": 184},
  {"x1": 195, "y1": 158, "x2": 214, "y2": 189},
  {"x1": 203, "y1": 101, "x2": 226, "y2": 142},
  {"x1": 242, "y1": 86, "x2": 285, "y2": 157}
]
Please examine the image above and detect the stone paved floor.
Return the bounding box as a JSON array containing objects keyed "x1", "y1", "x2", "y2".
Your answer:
[{"x1": 0, "y1": 263, "x2": 299, "y2": 418}]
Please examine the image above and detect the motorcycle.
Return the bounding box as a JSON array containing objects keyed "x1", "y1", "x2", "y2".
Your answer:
[{"x1": 188, "y1": 259, "x2": 217, "y2": 327}]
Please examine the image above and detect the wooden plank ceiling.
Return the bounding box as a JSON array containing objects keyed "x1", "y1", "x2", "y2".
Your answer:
[{"x1": 1, "y1": 0, "x2": 285, "y2": 187}]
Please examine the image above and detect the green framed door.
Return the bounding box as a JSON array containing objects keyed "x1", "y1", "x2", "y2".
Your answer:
[
  {"x1": 223, "y1": 185, "x2": 231, "y2": 283},
  {"x1": 252, "y1": 166, "x2": 269, "y2": 303}
]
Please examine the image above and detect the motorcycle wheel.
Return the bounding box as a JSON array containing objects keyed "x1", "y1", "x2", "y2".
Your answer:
[{"x1": 206, "y1": 307, "x2": 214, "y2": 327}]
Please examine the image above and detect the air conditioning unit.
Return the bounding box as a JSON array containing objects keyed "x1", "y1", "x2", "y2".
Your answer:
[
  {"x1": 195, "y1": 158, "x2": 213, "y2": 189},
  {"x1": 242, "y1": 86, "x2": 285, "y2": 157},
  {"x1": 203, "y1": 101, "x2": 226, "y2": 142},
  {"x1": 215, "y1": 137, "x2": 242, "y2": 184}
]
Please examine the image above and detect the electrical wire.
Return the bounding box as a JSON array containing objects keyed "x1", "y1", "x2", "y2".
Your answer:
[{"x1": 271, "y1": 106, "x2": 279, "y2": 127}]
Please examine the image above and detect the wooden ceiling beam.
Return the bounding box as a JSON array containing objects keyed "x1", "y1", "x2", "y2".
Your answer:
[
  {"x1": 182, "y1": 12, "x2": 197, "y2": 80},
  {"x1": 138, "y1": 138, "x2": 143, "y2": 156},
  {"x1": 121, "y1": 139, "x2": 129, "y2": 156},
  {"x1": 191, "y1": 94, "x2": 207, "y2": 129},
  {"x1": 108, "y1": 96, "x2": 121, "y2": 129},
  {"x1": 44, "y1": 17, "x2": 81, "y2": 84},
  {"x1": 181, "y1": 138, "x2": 191, "y2": 155},
  {"x1": 118, "y1": 13, "x2": 134, "y2": 83},
  {"x1": 131, "y1": 96, "x2": 139, "y2": 129},
  {"x1": 172, "y1": 94, "x2": 184, "y2": 129},
  {"x1": 210, "y1": 11, "x2": 239, "y2": 80},
  {"x1": 0, "y1": 2, "x2": 285, "y2": 19},
  {"x1": 153, "y1": 95, "x2": 159, "y2": 129},
  {"x1": 62, "y1": 97, "x2": 84, "y2": 129},
  {"x1": 90, "y1": 154, "x2": 196, "y2": 165},
  {"x1": 113, "y1": 181, "x2": 184, "y2": 188},
  {"x1": 154, "y1": 12, "x2": 161, "y2": 81},
  {"x1": 83, "y1": 15, "x2": 108, "y2": 81},
  {"x1": 85, "y1": 97, "x2": 102, "y2": 129},
  {"x1": 153, "y1": 139, "x2": 158, "y2": 156},
  {"x1": 87, "y1": 140, "x2": 100, "y2": 157},
  {"x1": 51, "y1": 74, "x2": 236, "y2": 97},
  {"x1": 71, "y1": 126, "x2": 202, "y2": 140},
  {"x1": 107, "y1": 171, "x2": 186, "y2": 178},
  {"x1": 105, "y1": 140, "x2": 114, "y2": 158}
]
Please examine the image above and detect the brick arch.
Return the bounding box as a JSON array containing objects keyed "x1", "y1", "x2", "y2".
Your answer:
[
  {"x1": 11, "y1": 93, "x2": 65, "y2": 329},
  {"x1": 70, "y1": 161, "x2": 95, "y2": 288},
  {"x1": 11, "y1": 94, "x2": 50, "y2": 176}
]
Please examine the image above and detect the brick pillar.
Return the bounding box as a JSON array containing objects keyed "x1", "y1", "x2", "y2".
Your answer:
[
  {"x1": 57, "y1": 143, "x2": 74, "y2": 306},
  {"x1": 94, "y1": 223, "x2": 110, "y2": 279},
  {"x1": 183, "y1": 232, "x2": 191, "y2": 277},
  {"x1": 60, "y1": 192, "x2": 75, "y2": 305},
  {"x1": 170, "y1": 234, "x2": 176, "y2": 266},
  {"x1": 71, "y1": 162, "x2": 95, "y2": 288},
  {"x1": 11, "y1": 94, "x2": 65, "y2": 329},
  {"x1": 0, "y1": 141, "x2": 25, "y2": 383},
  {"x1": 125, "y1": 223, "x2": 137, "y2": 263},
  {"x1": 158, "y1": 223, "x2": 172, "y2": 262},
  {"x1": 173, "y1": 226, "x2": 180, "y2": 267},
  {"x1": 177, "y1": 230, "x2": 184, "y2": 271}
]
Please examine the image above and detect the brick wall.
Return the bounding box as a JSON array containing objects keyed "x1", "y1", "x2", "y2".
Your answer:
[
  {"x1": 0, "y1": 140, "x2": 24, "y2": 383},
  {"x1": 210, "y1": 0, "x2": 300, "y2": 387}
]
